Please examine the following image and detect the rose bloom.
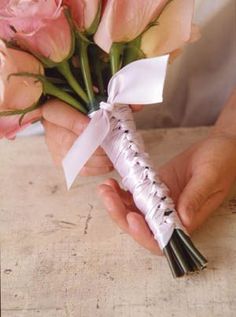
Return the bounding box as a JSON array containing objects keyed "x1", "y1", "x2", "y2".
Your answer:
[
  {"x1": 0, "y1": 0, "x2": 72, "y2": 63},
  {"x1": 141, "y1": 0, "x2": 196, "y2": 57},
  {"x1": 64, "y1": 0, "x2": 101, "y2": 33},
  {"x1": 0, "y1": 40, "x2": 43, "y2": 139},
  {"x1": 94, "y1": 0, "x2": 168, "y2": 53},
  {"x1": 0, "y1": 113, "x2": 42, "y2": 139}
]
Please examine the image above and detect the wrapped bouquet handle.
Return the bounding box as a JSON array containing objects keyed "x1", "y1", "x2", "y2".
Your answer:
[
  {"x1": 63, "y1": 56, "x2": 169, "y2": 189},
  {"x1": 63, "y1": 56, "x2": 208, "y2": 278}
]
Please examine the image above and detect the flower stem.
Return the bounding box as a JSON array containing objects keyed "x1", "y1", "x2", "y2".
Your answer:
[
  {"x1": 110, "y1": 43, "x2": 124, "y2": 75},
  {"x1": 78, "y1": 38, "x2": 97, "y2": 112},
  {"x1": 123, "y1": 37, "x2": 145, "y2": 65},
  {"x1": 43, "y1": 78, "x2": 87, "y2": 114},
  {"x1": 163, "y1": 245, "x2": 183, "y2": 278},
  {"x1": 0, "y1": 103, "x2": 39, "y2": 117},
  {"x1": 169, "y1": 231, "x2": 192, "y2": 274},
  {"x1": 57, "y1": 60, "x2": 89, "y2": 104},
  {"x1": 176, "y1": 229, "x2": 208, "y2": 268},
  {"x1": 94, "y1": 58, "x2": 105, "y2": 96}
]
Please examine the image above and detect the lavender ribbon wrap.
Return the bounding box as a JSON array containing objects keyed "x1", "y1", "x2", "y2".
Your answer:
[{"x1": 62, "y1": 55, "x2": 185, "y2": 249}]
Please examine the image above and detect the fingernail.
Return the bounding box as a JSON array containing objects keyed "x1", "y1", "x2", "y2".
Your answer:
[
  {"x1": 179, "y1": 204, "x2": 195, "y2": 227},
  {"x1": 181, "y1": 207, "x2": 195, "y2": 228}
]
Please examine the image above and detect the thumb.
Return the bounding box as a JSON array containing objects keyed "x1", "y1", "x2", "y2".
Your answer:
[{"x1": 177, "y1": 170, "x2": 217, "y2": 229}]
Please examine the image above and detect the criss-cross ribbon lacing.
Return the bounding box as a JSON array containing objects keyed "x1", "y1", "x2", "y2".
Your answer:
[
  {"x1": 62, "y1": 55, "x2": 186, "y2": 249},
  {"x1": 102, "y1": 104, "x2": 185, "y2": 249}
]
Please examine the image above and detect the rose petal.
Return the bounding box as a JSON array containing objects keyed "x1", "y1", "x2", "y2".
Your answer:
[
  {"x1": 64, "y1": 0, "x2": 100, "y2": 31},
  {"x1": 0, "y1": 108, "x2": 42, "y2": 139},
  {"x1": 0, "y1": 41, "x2": 43, "y2": 111},
  {"x1": 95, "y1": 0, "x2": 168, "y2": 53},
  {"x1": 141, "y1": 0, "x2": 195, "y2": 57}
]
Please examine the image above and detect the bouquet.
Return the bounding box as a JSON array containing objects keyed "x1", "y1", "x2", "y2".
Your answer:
[{"x1": 0, "y1": 0, "x2": 207, "y2": 278}]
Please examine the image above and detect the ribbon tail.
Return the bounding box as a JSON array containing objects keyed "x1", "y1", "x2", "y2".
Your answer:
[{"x1": 62, "y1": 110, "x2": 110, "y2": 190}]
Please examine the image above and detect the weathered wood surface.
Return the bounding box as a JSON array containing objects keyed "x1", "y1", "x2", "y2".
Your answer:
[{"x1": 1, "y1": 127, "x2": 236, "y2": 317}]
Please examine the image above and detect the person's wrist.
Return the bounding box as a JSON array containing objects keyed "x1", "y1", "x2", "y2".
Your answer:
[
  {"x1": 209, "y1": 126, "x2": 236, "y2": 147},
  {"x1": 207, "y1": 128, "x2": 236, "y2": 178},
  {"x1": 209, "y1": 87, "x2": 236, "y2": 142}
]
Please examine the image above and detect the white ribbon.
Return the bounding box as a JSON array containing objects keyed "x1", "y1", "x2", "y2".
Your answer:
[{"x1": 62, "y1": 55, "x2": 169, "y2": 189}]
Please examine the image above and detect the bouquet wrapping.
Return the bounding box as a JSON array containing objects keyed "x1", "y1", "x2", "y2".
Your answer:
[{"x1": 0, "y1": 0, "x2": 206, "y2": 277}]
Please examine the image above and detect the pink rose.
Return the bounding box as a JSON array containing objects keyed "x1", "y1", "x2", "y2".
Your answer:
[
  {"x1": 141, "y1": 0, "x2": 196, "y2": 57},
  {"x1": 64, "y1": 0, "x2": 101, "y2": 33},
  {"x1": 0, "y1": 40, "x2": 43, "y2": 139},
  {"x1": 0, "y1": 110, "x2": 41, "y2": 140},
  {"x1": 0, "y1": 0, "x2": 73, "y2": 63},
  {"x1": 0, "y1": 41, "x2": 44, "y2": 111},
  {"x1": 94, "y1": 0, "x2": 168, "y2": 53}
]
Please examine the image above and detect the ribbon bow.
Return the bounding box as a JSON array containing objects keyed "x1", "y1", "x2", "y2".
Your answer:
[{"x1": 63, "y1": 55, "x2": 169, "y2": 189}]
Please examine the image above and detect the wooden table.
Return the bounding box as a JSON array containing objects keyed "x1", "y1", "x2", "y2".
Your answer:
[{"x1": 1, "y1": 127, "x2": 236, "y2": 317}]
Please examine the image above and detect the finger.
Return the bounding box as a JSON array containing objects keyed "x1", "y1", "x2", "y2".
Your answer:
[
  {"x1": 130, "y1": 104, "x2": 143, "y2": 112},
  {"x1": 44, "y1": 120, "x2": 112, "y2": 170},
  {"x1": 85, "y1": 155, "x2": 113, "y2": 169},
  {"x1": 42, "y1": 99, "x2": 89, "y2": 135},
  {"x1": 43, "y1": 121, "x2": 66, "y2": 165},
  {"x1": 187, "y1": 189, "x2": 229, "y2": 233},
  {"x1": 177, "y1": 169, "x2": 219, "y2": 228},
  {"x1": 158, "y1": 164, "x2": 181, "y2": 204},
  {"x1": 44, "y1": 120, "x2": 77, "y2": 148},
  {"x1": 43, "y1": 120, "x2": 77, "y2": 164},
  {"x1": 98, "y1": 183, "x2": 129, "y2": 232},
  {"x1": 126, "y1": 212, "x2": 162, "y2": 255},
  {"x1": 42, "y1": 102, "x2": 107, "y2": 157},
  {"x1": 80, "y1": 166, "x2": 113, "y2": 176},
  {"x1": 99, "y1": 180, "x2": 162, "y2": 255},
  {"x1": 102, "y1": 178, "x2": 135, "y2": 208},
  {"x1": 44, "y1": 119, "x2": 108, "y2": 156},
  {"x1": 23, "y1": 108, "x2": 42, "y2": 124},
  {"x1": 93, "y1": 147, "x2": 109, "y2": 156}
]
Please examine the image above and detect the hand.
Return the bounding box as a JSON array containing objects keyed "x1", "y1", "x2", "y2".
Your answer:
[
  {"x1": 98, "y1": 133, "x2": 236, "y2": 255},
  {"x1": 42, "y1": 100, "x2": 143, "y2": 176},
  {"x1": 42, "y1": 100, "x2": 113, "y2": 176}
]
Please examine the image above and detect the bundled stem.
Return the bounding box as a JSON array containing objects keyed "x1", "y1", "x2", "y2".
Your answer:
[
  {"x1": 78, "y1": 37, "x2": 98, "y2": 112},
  {"x1": 57, "y1": 60, "x2": 89, "y2": 104},
  {"x1": 43, "y1": 78, "x2": 87, "y2": 114},
  {"x1": 123, "y1": 37, "x2": 145, "y2": 65},
  {"x1": 164, "y1": 229, "x2": 207, "y2": 277},
  {"x1": 110, "y1": 43, "x2": 124, "y2": 75}
]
